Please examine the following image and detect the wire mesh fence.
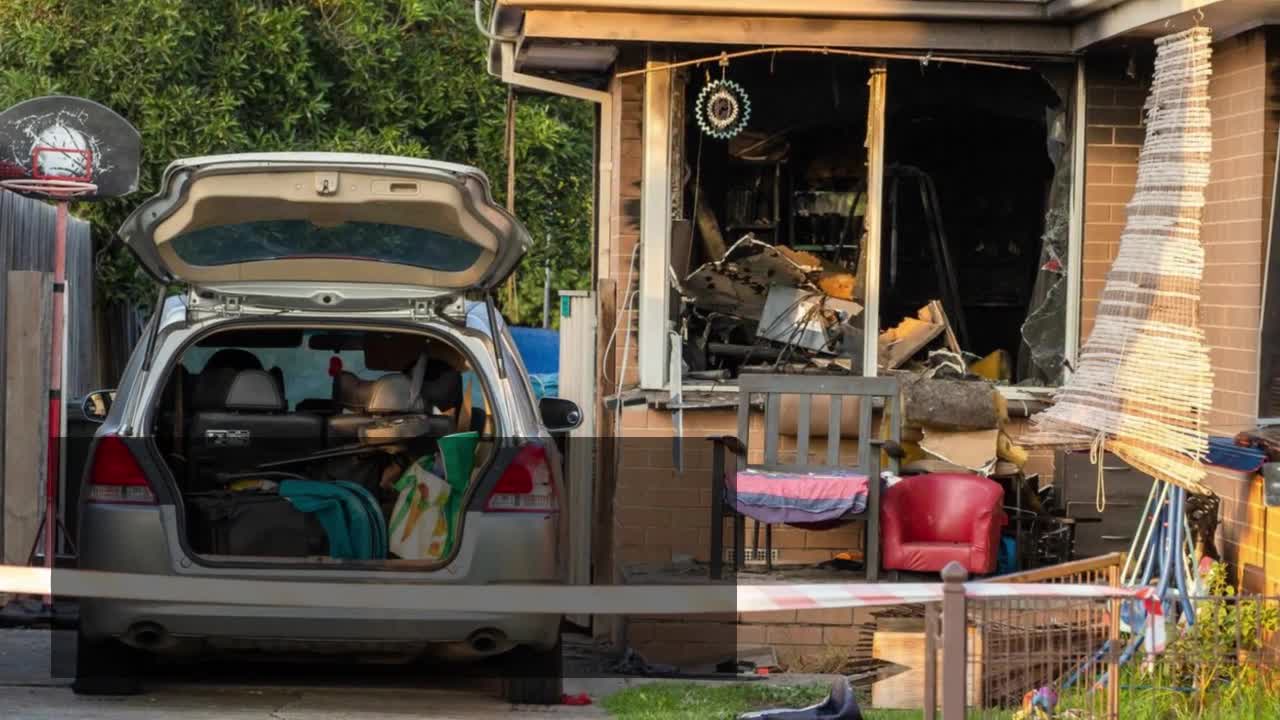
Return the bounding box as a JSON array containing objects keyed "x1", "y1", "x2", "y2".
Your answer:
[
  {"x1": 959, "y1": 594, "x2": 1118, "y2": 719},
  {"x1": 925, "y1": 570, "x2": 1280, "y2": 719}
]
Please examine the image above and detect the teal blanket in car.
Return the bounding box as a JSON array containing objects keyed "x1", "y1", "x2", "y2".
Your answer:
[{"x1": 279, "y1": 480, "x2": 386, "y2": 560}]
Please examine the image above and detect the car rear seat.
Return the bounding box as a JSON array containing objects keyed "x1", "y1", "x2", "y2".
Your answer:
[
  {"x1": 325, "y1": 359, "x2": 457, "y2": 446},
  {"x1": 187, "y1": 368, "x2": 325, "y2": 489}
]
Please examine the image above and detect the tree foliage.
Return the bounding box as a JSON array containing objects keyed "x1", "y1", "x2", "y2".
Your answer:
[{"x1": 0, "y1": 0, "x2": 592, "y2": 326}]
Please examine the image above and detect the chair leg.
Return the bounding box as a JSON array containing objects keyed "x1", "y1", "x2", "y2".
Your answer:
[
  {"x1": 734, "y1": 513, "x2": 746, "y2": 572},
  {"x1": 752, "y1": 519, "x2": 760, "y2": 562},
  {"x1": 710, "y1": 444, "x2": 725, "y2": 580},
  {"x1": 865, "y1": 519, "x2": 880, "y2": 582}
]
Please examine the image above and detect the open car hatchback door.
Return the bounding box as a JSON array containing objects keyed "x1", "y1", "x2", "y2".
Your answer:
[{"x1": 119, "y1": 153, "x2": 529, "y2": 293}]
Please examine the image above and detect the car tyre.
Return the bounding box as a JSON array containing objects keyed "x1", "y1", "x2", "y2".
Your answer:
[
  {"x1": 72, "y1": 631, "x2": 143, "y2": 696},
  {"x1": 501, "y1": 638, "x2": 563, "y2": 705}
]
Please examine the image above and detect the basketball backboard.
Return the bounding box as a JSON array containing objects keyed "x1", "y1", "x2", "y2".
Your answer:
[{"x1": 0, "y1": 95, "x2": 141, "y2": 199}]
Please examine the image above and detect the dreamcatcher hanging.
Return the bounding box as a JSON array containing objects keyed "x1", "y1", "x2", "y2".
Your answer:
[{"x1": 695, "y1": 78, "x2": 751, "y2": 140}]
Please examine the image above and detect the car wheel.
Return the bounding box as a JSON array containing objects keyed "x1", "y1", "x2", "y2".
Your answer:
[
  {"x1": 501, "y1": 638, "x2": 563, "y2": 705},
  {"x1": 72, "y1": 631, "x2": 143, "y2": 696}
]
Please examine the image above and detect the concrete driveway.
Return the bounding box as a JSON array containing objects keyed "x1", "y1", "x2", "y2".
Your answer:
[{"x1": 0, "y1": 630, "x2": 609, "y2": 720}]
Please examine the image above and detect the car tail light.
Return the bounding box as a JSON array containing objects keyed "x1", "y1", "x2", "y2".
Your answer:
[
  {"x1": 86, "y1": 435, "x2": 156, "y2": 505},
  {"x1": 484, "y1": 444, "x2": 558, "y2": 513}
]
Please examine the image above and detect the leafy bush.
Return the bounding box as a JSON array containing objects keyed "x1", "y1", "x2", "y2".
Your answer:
[
  {"x1": 1155, "y1": 562, "x2": 1280, "y2": 714},
  {"x1": 0, "y1": 0, "x2": 591, "y2": 325}
]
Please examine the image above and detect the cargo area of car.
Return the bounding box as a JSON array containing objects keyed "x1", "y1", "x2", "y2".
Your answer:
[{"x1": 150, "y1": 323, "x2": 501, "y2": 567}]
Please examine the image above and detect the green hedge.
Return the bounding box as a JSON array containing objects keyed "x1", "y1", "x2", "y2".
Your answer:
[{"x1": 0, "y1": 0, "x2": 592, "y2": 326}]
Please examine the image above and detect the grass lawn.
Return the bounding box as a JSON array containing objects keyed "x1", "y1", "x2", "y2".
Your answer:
[
  {"x1": 601, "y1": 677, "x2": 1280, "y2": 719},
  {"x1": 601, "y1": 682, "x2": 970, "y2": 720}
]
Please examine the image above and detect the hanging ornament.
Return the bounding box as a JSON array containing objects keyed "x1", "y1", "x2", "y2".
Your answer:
[{"x1": 696, "y1": 79, "x2": 751, "y2": 140}]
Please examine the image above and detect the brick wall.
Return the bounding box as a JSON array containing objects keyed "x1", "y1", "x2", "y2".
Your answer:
[
  {"x1": 1081, "y1": 54, "x2": 1148, "y2": 338},
  {"x1": 1196, "y1": 29, "x2": 1277, "y2": 592},
  {"x1": 1078, "y1": 32, "x2": 1279, "y2": 592},
  {"x1": 613, "y1": 404, "x2": 872, "y2": 568},
  {"x1": 627, "y1": 606, "x2": 874, "y2": 668},
  {"x1": 609, "y1": 66, "x2": 644, "y2": 389}
]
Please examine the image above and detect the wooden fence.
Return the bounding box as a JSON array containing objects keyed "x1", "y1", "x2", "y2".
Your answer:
[{"x1": 0, "y1": 188, "x2": 97, "y2": 564}]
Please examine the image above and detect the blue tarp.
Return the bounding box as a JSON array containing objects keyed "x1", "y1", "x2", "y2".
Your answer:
[
  {"x1": 508, "y1": 326, "x2": 559, "y2": 376},
  {"x1": 465, "y1": 302, "x2": 560, "y2": 400}
]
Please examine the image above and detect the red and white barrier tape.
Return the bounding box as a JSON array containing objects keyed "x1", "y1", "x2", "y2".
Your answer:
[{"x1": 0, "y1": 565, "x2": 1158, "y2": 615}]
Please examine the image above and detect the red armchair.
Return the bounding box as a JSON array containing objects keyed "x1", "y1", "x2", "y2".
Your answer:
[{"x1": 881, "y1": 473, "x2": 1008, "y2": 575}]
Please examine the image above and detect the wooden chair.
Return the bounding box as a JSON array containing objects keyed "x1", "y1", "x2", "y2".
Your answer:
[{"x1": 708, "y1": 373, "x2": 901, "y2": 581}]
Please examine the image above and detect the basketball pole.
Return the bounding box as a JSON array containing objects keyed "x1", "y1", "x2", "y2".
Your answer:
[
  {"x1": 39, "y1": 197, "x2": 69, "y2": 606},
  {"x1": 48, "y1": 198, "x2": 67, "y2": 597}
]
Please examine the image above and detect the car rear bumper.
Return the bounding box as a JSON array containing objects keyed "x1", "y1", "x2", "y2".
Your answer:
[
  {"x1": 76, "y1": 504, "x2": 564, "y2": 653},
  {"x1": 79, "y1": 598, "x2": 561, "y2": 653}
]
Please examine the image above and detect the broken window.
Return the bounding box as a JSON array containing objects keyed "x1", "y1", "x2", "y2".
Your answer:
[{"x1": 667, "y1": 54, "x2": 1076, "y2": 388}]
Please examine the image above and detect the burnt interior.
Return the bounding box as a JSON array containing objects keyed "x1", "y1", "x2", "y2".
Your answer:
[{"x1": 676, "y1": 55, "x2": 1065, "y2": 383}]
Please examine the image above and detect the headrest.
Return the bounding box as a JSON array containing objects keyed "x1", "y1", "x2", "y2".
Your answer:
[
  {"x1": 337, "y1": 371, "x2": 374, "y2": 410},
  {"x1": 204, "y1": 348, "x2": 263, "y2": 372},
  {"x1": 422, "y1": 360, "x2": 463, "y2": 411},
  {"x1": 191, "y1": 366, "x2": 239, "y2": 411},
  {"x1": 363, "y1": 333, "x2": 427, "y2": 372},
  {"x1": 366, "y1": 373, "x2": 424, "y2": 414},
  {"x1": 224, "y1": 369, "x2": 287, "y2": 412}
]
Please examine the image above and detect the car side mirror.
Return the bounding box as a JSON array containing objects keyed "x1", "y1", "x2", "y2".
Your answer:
[
  {"x1": 81, "y1": 389, "x2": 116, "y2": 423},
  {"x1": 539, "y1": 397, "x2": 582, "y2": 432}
]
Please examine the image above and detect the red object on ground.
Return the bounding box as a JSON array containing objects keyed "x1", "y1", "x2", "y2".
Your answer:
[
  {"x1": 560, "y1": 693, "x2": 592, "y2": 706},
  {"x1": 880, "y1": 473, "x2": 1008, "y2": 575}
]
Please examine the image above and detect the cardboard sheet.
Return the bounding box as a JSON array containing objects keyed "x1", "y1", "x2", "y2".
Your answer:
[{"x1": 919, "y1": 428, "x2": 999, "y2": 474}]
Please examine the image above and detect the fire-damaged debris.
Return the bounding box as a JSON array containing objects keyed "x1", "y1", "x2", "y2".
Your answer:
[
  {"x1": 878, "y1": 304, "x2": 946, "y2": 369},
  {"x1": 758, "y1": 284, "x2": 861, "y2": 354},
  {"x1": 728, "y1": 130, "x2": 791, "y2": 164},
  {"x1": 900, "y1": 375, "x2": 1003, "y2": 432},
  {"x1": 682, "y1": 235, "x2": 815, "y2": 320},
  {"x1": 894, "y1": 372, "x2": 1030, "y2": 475},
  {"x1": 680, "y1": 234, "x2": 863, "y2": 372}
]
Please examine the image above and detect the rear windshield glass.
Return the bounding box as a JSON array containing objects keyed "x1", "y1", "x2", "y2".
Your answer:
[{"x1": 170, "y1": 220, "x2": 483, "y2": 271}]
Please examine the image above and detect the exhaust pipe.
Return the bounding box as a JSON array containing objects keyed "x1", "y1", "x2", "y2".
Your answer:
[
  {"x1": 124, "y1": 622, "x2": 171, "y2": 650},
  {"x1": 467, "y1": 629, "x2": 509, "y2": 655}
]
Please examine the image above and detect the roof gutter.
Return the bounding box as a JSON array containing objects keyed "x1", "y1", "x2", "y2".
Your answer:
[
  {"x1": 1046, "y1": 0, "x2": 1128, "y2": 18},
  {"x1": 504, "y1": 0, "x2": 1049, "y2": 21}
]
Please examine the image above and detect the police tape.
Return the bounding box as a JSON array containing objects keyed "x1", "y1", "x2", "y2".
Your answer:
[{"x1": 0, "y1": 565, "x2": 1157, "y2": 615}]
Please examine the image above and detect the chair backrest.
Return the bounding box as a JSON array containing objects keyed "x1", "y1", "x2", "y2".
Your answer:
[
  {"x1": 736, "y1": 373, "x2": 901, "y2": 476},
  {"x1": 887, "y1": 472, "x2": 1003, "y2": 543}
]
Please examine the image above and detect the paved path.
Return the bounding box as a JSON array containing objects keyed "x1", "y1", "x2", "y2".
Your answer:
[
  {"x1": 0, "y1": 630, "x2": 608, "y2": 719},
  {"x1": 0, "y1": 629, "x2": 838, "y2": 718}
]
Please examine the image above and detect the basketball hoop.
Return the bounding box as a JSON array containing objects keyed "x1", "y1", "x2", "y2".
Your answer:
[
  {"x1": 0, "y1": 177, "x2": 99, "y2": 200},
  {"x1": 0, "y1": 95, "x2": 140, "y2": 614}
]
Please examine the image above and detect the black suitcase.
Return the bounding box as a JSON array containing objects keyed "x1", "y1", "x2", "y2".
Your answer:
[{"x1": 186, "y1": 491, "x2": 329, "y2": 558}]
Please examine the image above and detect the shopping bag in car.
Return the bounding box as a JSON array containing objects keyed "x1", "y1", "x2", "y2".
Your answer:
[{"x1": 388, "y1": 455, "x2": 451, "y2": 560}]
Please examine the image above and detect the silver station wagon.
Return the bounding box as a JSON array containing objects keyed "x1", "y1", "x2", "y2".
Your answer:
[{"x1": 74, "y1": 153, "x2": 579, "y2": 704}]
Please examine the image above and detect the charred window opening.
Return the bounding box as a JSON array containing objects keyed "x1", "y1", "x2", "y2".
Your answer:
[
  {"x1": 883, "y1": 64, "x2": 1069, "y2": 386},
  {"x1": 671, "y1": 55, "x2": 1073, "y2": 386}
]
